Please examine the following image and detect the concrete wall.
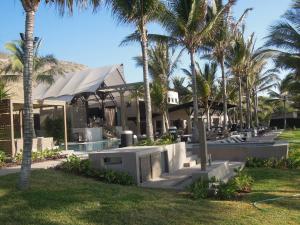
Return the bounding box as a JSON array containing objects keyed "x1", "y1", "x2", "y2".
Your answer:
[
  {"x1": 188, "y1": 142, "x2": 289, "y2": 162},
  {"x1": 89, "y1": 142, "x2": 186, "y2": 185},
  {"x1": 15, "y1": 137, "x2": 54, "y2": 153}
]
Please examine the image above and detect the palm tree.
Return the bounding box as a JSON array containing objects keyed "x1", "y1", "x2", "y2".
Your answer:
[
  {"x1": 226, "y1": 31, "x2": 251, "y2": 130},
  {"x1": 182, "y1": 62, "x2": 218, "y2": 130},
  {"x1": 249, "y1": 68, "x2": 279, "y2": 127},
  {"x1": 1, "y1": 39, "x2": 63, "y2": 85},
  {"x1": 129, "y1": 84, "x2": 144, "y2": 136},
  {"x1": 133, "y1": 41, "x2": 181, "y2": 133},
  {"x1": 205, "y1": 1, "x2": 252, "y2": 131},
  {"x1": 109, "y1": 0, "x2": 165, "y2": 141},
  {"x1": 268, "y1": 80, "x2": 291, "y2": 129},
  {"x1": 265, "y1": 0, "x2": 300, "y2": 78},
  {"x1": 160, "y1": 0, "x2": 235, "y2": 141},
  {"x1": 0, "y1": 81, "x2": 10, "y2": 100},
  {"x1": 18, "y1": 0, "x2": 101, "y2": 190}
]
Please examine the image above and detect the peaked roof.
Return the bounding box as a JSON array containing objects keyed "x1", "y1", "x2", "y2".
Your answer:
[{"x1": 33, "y1": 64, "x2": 125, "y2": 102}]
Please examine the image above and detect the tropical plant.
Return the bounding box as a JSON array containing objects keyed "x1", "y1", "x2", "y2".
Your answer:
[
  {"x1": 134, "y1": 41, "x2": 182, "y2": 133},
  {"x1": 182, "y1": 62, "x2": 219, "y2": 130},
  {"x1": 267, "y1": 79, "x2": 291, "y2": 129},
  {"x1": 265, "y1": 0, "x2": 300, "y2": 79},
  {"x1": 109, "y1": 0, "x2": 165, "y2": 141},
  {"x1": 1, "y1": 39, "x2": 63, "y2": 85},
  {"x1": 159, "y1": 0, "x2": 235, "y2": 142},
  {"x1": 129, "y1": 84, "x2": 144, "y2": 136},
  {"x1": 0, "y1": 81, "x2": 10, "y2": 100},
  {"x1": 18, "y1": 0, "x2": 101, "y2": 190},
  {"x1": 204, "y1": 0, "x2": 252, "y2": 131}
]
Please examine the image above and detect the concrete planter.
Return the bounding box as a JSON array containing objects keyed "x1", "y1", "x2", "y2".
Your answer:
[{"x1": 89, "y1": 142, "x2": 186, "y2": 185}]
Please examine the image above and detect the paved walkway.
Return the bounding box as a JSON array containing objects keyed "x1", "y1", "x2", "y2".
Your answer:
[
  {"x1": 247, "y1": 131, "x2": 282, "y2": 142},
  {"x1": 0, "y1": 159, "x2": 64, "y2": 176}
]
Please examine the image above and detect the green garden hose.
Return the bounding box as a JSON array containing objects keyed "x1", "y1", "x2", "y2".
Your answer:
[{"x1": 252, "y1": 194, "x2": 300, "y2": 210}]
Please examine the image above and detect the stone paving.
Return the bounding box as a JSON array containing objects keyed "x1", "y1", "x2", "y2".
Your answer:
[{"x1": 0, "y1": 159, "x2": 64, "y2": 176}]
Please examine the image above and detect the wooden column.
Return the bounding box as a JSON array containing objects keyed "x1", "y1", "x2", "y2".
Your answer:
[
  {"x1": 9, "y1": 100, "x2": 16, "y2": 157},
  {"x1": 63, "y1": 103, "x2": 68, "y2": 150},
  {"x1": 120, "y1": 91, "x2": 127, "y2": 130}
]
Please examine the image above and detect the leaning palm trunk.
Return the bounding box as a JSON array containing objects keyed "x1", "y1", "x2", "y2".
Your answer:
[
  {"x1": 220, "y1": 57, "x2": 228, "y2": 131},
  {"x1": 161, "y1": 111, "x2": 166, "y2": 134},
  {"x1": 190, "y1": 50, "x2": 199, "y2": 141},
  {"x1": 19, "y1": 8, "x2": 35, "y2": 190},
  {"x1": 140, "y1": 24, "x2": 154, "y2": 140},
  {"x1": 238, "y1": 75, "x2": 243, "y2": 131}
]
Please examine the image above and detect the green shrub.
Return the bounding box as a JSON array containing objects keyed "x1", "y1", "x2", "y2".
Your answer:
[
  {"x1": 215, "y1": 180, "x2": 236, "y2": 200},
  {"x1": 232, "y1": 169, "x2": 254, "y2": 193},
  {"x1": 189, "y1": 177, "x2": 211, "y2": 199},
  {"x1": 13, "y1": 148, "x2": 63, "y2": 164},
  {"x1": 246, "y1": 157, "x2": 300, "y2": 169},
  {"x1": 137, "y1": 135, "x2": 175, "y2": 146},
  {"x1": 0, "y1": 151, "x2": 6, "y2": 167},
  {"x1": 44, "y1": 117, "x2": 65, "y2": 144},
  {"x1": 189, "y1": 170, "x2": 254, "y2": 200},
  {"x1": 59, "y1": 155, "x2": 135, "y2": 185}
]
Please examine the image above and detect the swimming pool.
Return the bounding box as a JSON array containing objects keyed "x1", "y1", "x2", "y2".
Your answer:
[{"x1": 63, "y1": 139, "x2": 120, "y2": 152}]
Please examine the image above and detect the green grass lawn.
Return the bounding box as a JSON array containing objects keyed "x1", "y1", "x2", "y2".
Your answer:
[
  {"x1": 278, "y1": 129, "x2": 300, "y2": 159},
  {"x1": 0, "y1": 130, "x2": 299, "y2": 225},
  {"x1": 0, "y1": 168, "x2": 299, "y2": 225}
]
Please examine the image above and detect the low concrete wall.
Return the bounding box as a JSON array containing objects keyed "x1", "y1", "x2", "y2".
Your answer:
[
  {"x1": 188, "y1": 141, "x2": 289, "y2": 162},
  {"x1": 15, "y1": 137, "x2": 54, "y2": 154},
  {"x1": 89, "y1": 142, "x2": 186, "y2": 185}
]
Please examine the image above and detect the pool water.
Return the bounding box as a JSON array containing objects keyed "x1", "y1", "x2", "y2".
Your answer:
[{"x1": 63, "y1": 139, "x2": 120, "y2": 152}]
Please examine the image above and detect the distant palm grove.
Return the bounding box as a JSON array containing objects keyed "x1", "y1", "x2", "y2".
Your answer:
[{"x1": 0, "y1": 0, "x2": 299, "y2": 190}]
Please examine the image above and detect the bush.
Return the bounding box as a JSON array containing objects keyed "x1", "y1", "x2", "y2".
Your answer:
[
  {"x1": 189, "y1": 170, "x2": 254, "y2": 200},
  {"x1": 215, "y1": 180, "x2": 237, "y2": 200},
  {"x1": 0, "y1": 151, "x2": 5, "y2": 167},
  {"x1": 246, "y1": 157, "x2": 300, "y2": 169},
  {"x1": 58, "y1": 155, "x2": 135, "y2": 185},
  {"x1": 137, "y1": 135, "x2": 175, "y2": 146},
  {"x1": 13, "y1": 148, "x2": 64, "y2": 164},
  {"x1": 44, "y1": 117, "x2": 65, "y2": 144},
  {"x1": 189, "y1": 177, "x2": 211, "y2": 199},
  {"x1": 232, "y1": 169, "x2": 254, "y2": 193}
]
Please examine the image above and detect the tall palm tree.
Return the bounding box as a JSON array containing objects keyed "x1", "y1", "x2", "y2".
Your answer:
[
  {"x1": 109, "y1": 0, "x2": 165, "y2": 141},
  {"x1": 160, "y1": 0, "x2": 235, "y2": 141},
  {"x1": 226, "y1": 31, "x2": 251, "y2": 130},
  {"x1": 134, "y1": 41, "x2": 181, "y2": 133},
  {"x1": 205, "y1": 1, "x2": 252, "y2": 131},
  {"x1": 265, "y1": 0, "x2": 300, "y2": 78},
  {"x1": 18, "y1": 0, "x2": 101, "y2": 190}
]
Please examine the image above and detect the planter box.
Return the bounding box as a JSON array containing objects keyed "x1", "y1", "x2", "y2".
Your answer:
[{"x1": 89, "y1": 142, "x2": 186, "y2": 185}]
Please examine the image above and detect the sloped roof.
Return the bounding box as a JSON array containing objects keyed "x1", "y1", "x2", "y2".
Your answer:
[{"x1": 33, "y1": 64, "x2": 125, "y2": 102}]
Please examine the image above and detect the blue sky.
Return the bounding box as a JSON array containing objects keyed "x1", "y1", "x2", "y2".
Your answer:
[{"x1": 0, "y1": 0, "x2": 291, "y2": 83}]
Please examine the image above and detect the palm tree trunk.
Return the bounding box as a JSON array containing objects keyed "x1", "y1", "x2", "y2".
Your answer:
[
  {"x1": 205, "y1": 101, "x2": 210, "y2": 131},
  {"x1": 238, "y1": 75, "x2": 243, "y2": 131},
  {"x1": 254, "y1": 89, "x2": 259, "y2": 127},
  {"x1": 220, "y1": 57, "x2": 228, "y2": 131},
  {"x1": 140, "y1": 24, "x2": 154, "y2": 141},
  {"x1": 283, "y1": 97, "x2": 287, "y2": 129},
  {"x1": 245, "y1": 78, "x2": 251, "y2": 129},
  {"x1": 161, "y1": 111, "x2": 166, "y2": 134},
  {"x1": 135, "y1": 95, "x2": 141, "y2": 136},
  {"x1": 190, "y1": 50, "x2": 199, "y2": 142},
  {"x1": 19, "y1": 6, "x2": 36, "y2": 190}
]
